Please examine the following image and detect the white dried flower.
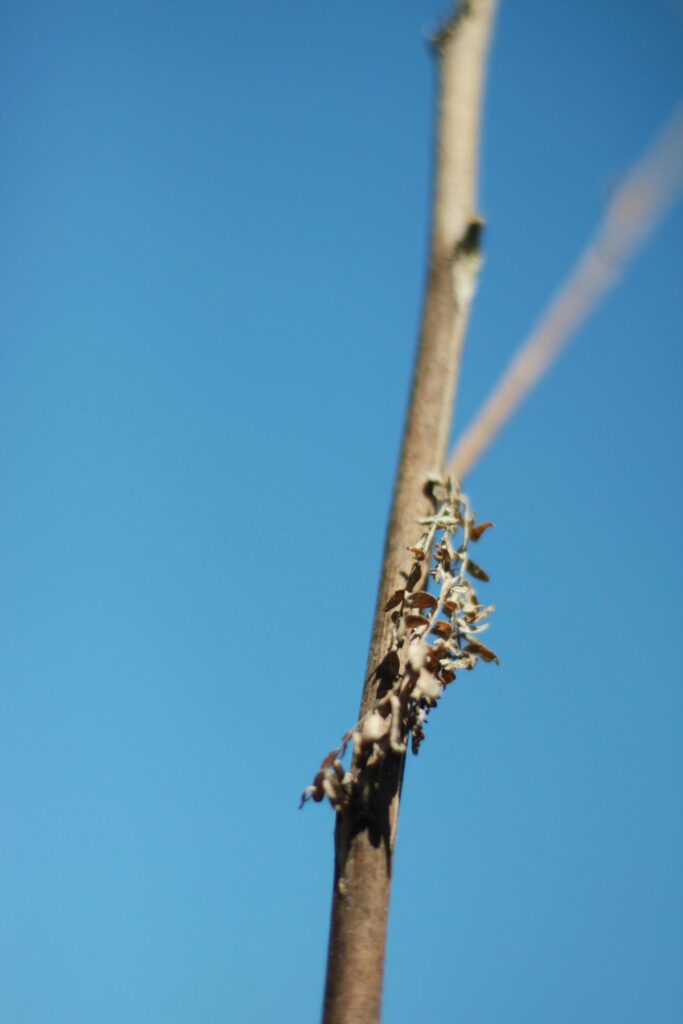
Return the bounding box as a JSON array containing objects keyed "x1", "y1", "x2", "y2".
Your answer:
[
  {"x1": 361, "y1": 711, "x2": 390, "y2": 745},
  {"x1": 413, "y1": 670, "x2": 443, "y2": 703}
]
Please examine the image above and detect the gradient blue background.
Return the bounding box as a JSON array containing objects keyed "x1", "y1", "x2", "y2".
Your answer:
[{"x1": 1, "y1": 2, "x2": 682, "y2": 1021}]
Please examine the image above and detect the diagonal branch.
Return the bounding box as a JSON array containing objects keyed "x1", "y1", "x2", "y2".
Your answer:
[
  {"x1": 320, "y1": 4, "x2": 498, "y2": 1022},
  {"x1": 448, "y1": 102, "x2": 683, "y2": 481}
]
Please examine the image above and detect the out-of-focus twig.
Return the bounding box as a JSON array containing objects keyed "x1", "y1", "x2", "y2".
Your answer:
[{"x1": 448, "y1": 103, "x2": 683, "y2": 480}]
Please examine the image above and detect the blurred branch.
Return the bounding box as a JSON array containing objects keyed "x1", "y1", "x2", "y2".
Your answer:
[
  {"x1": 321, "y1": 3, "x2": 497, "y2": 1022},
  {"x1": 448, "y1": 102, "x2": 683, "y2": 480}
]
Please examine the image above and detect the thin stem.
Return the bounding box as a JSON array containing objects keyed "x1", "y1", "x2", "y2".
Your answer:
[
  {"x1": 448, "y1": 103, "x2": 683, "y2": 481},
  {"x1": 321, "y1": 4, "x2": 497, "y2": 1022}
]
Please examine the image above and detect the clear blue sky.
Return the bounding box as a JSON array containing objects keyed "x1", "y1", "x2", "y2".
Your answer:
[{"x1": 1, "y1": 2, "x2": 682, "y2": 1021}]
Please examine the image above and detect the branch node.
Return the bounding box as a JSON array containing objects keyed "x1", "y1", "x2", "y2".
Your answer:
[{"x1": 452, "y1": 217, "x2": 485, "y2": 308}]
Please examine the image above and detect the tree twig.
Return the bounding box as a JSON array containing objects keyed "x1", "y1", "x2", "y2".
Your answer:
[
  {"x1": 320, "y1": 4, "x2": 498, "y2": 1021},
  {"x1": 448, "y1": 102, "x2": 683, "y2": 481}
]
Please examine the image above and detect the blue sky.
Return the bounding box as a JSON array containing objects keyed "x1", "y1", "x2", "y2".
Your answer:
[{"x1": 1, "y1": 2, "x2": 682, "y2": 1021}]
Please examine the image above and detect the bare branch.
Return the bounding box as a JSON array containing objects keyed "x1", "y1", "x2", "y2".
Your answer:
[
  {"x1": 448, "y1": 103, "x2": 683, "y2": 480},
  {"x1": 320, "y1": 4, "x2": 498, "y2": 1022}
]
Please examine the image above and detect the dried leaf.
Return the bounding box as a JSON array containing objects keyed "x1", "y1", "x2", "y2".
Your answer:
[
  {"x1": 376, "y1": 649, "x2": 400, "y2": 683},
  {"x1": 310, "y1": 770, "x2": 326, "y2": 801},
  {"x1": 405, "y1": 562, "x2": 422, "y2": 591},
  {"x1": 406, "y1": 590, "x2": 438, "y2": 611},
  {"x1": 322, "y1": 775, "x2": 341, "y2": 804},
  {"x1": 466, "y1": 558, "x2": 490, "y2": 582},
  {"x1": 384, "y1": 589, "x2": 405, "y2": 612},
  {"x1": 423, "y1": 644, "x2": 444, "y2": 670},
  {"x1": 471, "y1": 521, "x2": 494, "y2": 542},
  {"x1": 434, "y1": 544, "x2": 452, "y2": 566},
  {"x1": 464, "y1": 640, "x2": 500, "y2": 664},
  {"x1": 408, "y1": 545, "x2": 426, "y2": 561},
  {"x1": 405, "y1": 613, "x2": 431, "y2": 630},
  {"x1": 431, "y1": 620, "x2": 453, "y2": 638},
  {"x1": 340, "y1": 731, "x2": 353, "y2": 750}
]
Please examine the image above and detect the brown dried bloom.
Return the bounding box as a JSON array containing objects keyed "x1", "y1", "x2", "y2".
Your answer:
[{"x1": 301, "y1": 477, "x2": 498, "y2": 811}]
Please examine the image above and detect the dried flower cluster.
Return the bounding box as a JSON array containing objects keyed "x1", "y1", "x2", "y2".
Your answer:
[{"x1": 301, "y1": 477, "x2": 497, "y2": 812}]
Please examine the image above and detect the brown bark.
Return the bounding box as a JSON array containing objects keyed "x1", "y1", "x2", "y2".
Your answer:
[{"x1": 321, "y1": 4, "x2": 498, "y2": 1021}]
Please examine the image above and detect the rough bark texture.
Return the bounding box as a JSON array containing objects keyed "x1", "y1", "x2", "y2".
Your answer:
[{"x1": 321, "y1": 4, "x2": 498, "y2": 1022}]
